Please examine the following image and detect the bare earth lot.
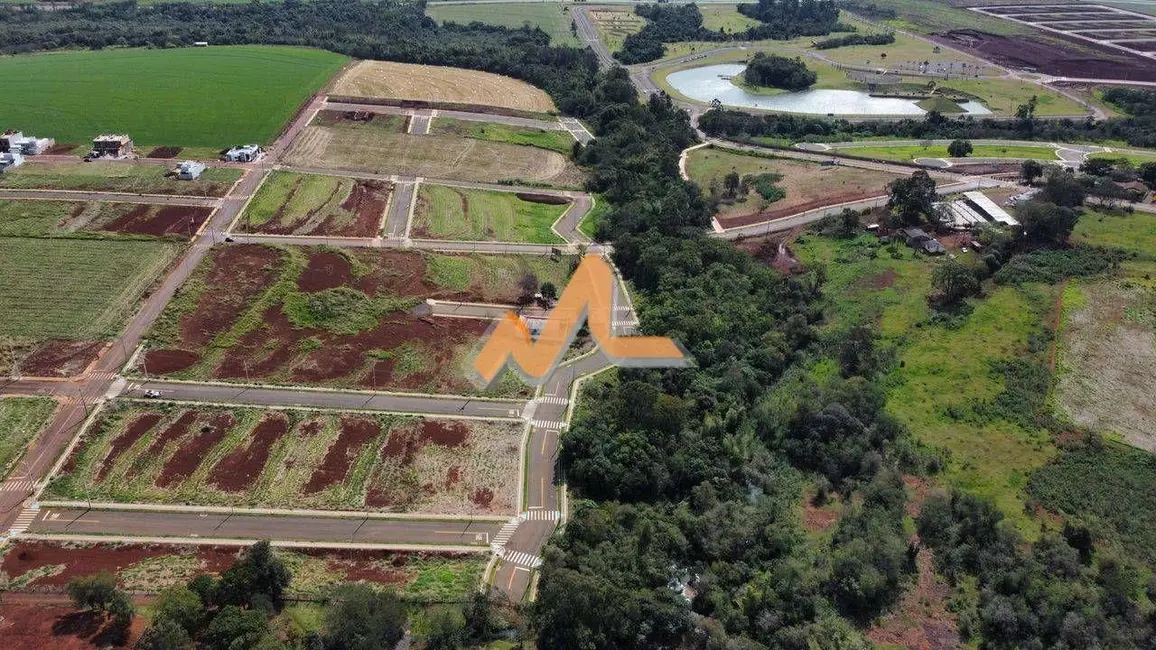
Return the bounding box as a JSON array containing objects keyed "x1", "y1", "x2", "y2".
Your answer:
[
  {"x1": 47, "y1": 405, "x2": 521, "y2": 515},
  {"x1": 140, "y1": 244, "x2": 571, "y2": 394},
  {"x1": 332, "y1": 60, "x2": 555, "y2": 113},
  {"x1": 0, "y1": 540, "x2": 484, "y2": 600},
  {"x1": 686, "y1": 147, "x2": 904, "y2": 228},
  {"x1": 0, "y1": 199, "x2": 212, "y2": 239},
  {"x1": 237, "y1": 171, "x2": 390, "y2": 237},
  {"x1": 284, "y1": 116, "x2": 584, "y2": 187}
]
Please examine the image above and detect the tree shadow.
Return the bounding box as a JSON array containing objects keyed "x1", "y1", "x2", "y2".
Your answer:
[{"x1": 50, "y1": 611, "x2": 130, "y2": 647}]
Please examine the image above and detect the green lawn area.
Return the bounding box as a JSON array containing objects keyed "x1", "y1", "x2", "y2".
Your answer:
[
  {"x1": 933, "y1": 78, "x2": 1087, "y2": 116},
  {"x1": 1088, "y1": 150, "x2": 1156, "y2": 166},
  {"x1": 413, "y1": 184, "x2": 568, "y2": 244},
  {"x1": 578, "y1": 193, "x2": 611, "y2": 240},
  {"x1": 429, "y1": 118, "x2": 574, "y2": 155},
  {"x1": 846, "y1": 0, "x2": 1027, "y2": 35},
  {"x1": 838, "y1": 143, "x2": 1060, "y2": 161},
  {"x1": 0, "y1": 396, "x2": 56, "y2": 481},
  {"x1": 0, "y1": 46, "x2": 348, "y2": 148},
  {"x1": 1071, "y1": 208, "x2": 1156, "y2": 259},
  {"x1": 426, "y1": 2, "x2": 581, "y2": 46},
  {"x1": 0, "y1": 237, "x2": 179, "y2": 340},
  {"x1": 699, "y1": 4, "x2": 762, "y2": 33},
  {"x1": 0, "y1": 162, "x2": 242, "y2": 197}
]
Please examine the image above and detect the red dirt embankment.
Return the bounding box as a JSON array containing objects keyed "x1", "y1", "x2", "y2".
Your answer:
[
  {"x1": 207, "y1": 413, "x2": 290, "y2": 492},
  {"x1": 145, "y1": 146, "x2": 182, "y2": 159},
  {"x1": 718, "y1": 190, "x2": 881, "y2": 229},
  {"x1": 0, "y1": 603, "x2": 146, "y2": 650},
  {"x1": 297, "y1": 250, "x2": 354, "y2": 292},
  {"x1": 302, "y1": 417, "x2": 381, "y2": 494},
  {"x1": 20, "y1": 340, "x2": 103, "y2": 378},
  {"x1": 141, "y1": 348, "x2": 200, "y2": 374}
]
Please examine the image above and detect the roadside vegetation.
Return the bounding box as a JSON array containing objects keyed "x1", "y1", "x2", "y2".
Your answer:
[{"x1": 0, "y1": 396, "x2": 56, "y2": 480}]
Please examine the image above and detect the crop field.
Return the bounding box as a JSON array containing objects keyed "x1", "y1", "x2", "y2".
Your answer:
[
  {"x1": 238, "y1": 171, "x2": 390, "y2": 237},
  {"x1": 284, "y1": 118, "x2": 584, "y2": 188},
  {"x1": 429, "y1": 118, "x2": 574, "y2": 154},
  {"x1": 140, "y1": 244, "x2": 571, "y2": 394},
  {"x1": 0, "y1": 236, "x2": 179, "y2": 343},
  {"x1": 589, "y1": 8, "x2": 645, "y2": 53},
  {"x1": 686, "y1": 147, "x2": 904, "y2": 228},
  {"x1": 0, "y1": 199, "x2": 212, "y2": 239},
  {"x1": 0, "y1": 46, "x2": 348, "y2": 148},
  {"x1": 0, "y1": 540, "x2": 485, "y2": 601},
  {"x1": 0, "y1": 397, "x2": 56, "y2": 481},
  {"x1": 48, "y1": 404, "x2": 522, "y2": 515},
  {"x1": 426, "y1": 2, "x2": 581, "y2": 45},
  {"x1": 412, "y1": 184, "x2": 569, "y2": 243},
  {"x1": 0, "y1": 162, "x2": 242, "y2": 197},
  {"x1": 838, "y1": 143, "x2": 1061, "y2": 161},
  {"x1": 332, "y1": 61, "x2": 555, "y2": 114}
]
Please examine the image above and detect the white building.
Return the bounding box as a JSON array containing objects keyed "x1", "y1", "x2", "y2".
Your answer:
[
  {"x1": 0, "y1": 151, "x2": 25, "y2": 172},
  {"x1": 1, "y1": 130, "x2": 54, "y2": 155},
  {"x1": 177, "y1": 160, "x2": 206, "y2": 180},
  {"x1": 223, "y1": 144, "x2": 262, "y2": 162},
  {"x1": 937, "y1": 191, "x2": 1020, "y2": 230}
]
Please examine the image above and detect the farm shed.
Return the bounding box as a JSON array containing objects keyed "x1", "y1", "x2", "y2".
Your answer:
[
  {"x1": 901, "y1": 227, "x2": 946, "y2": 254},
  {"x1": 224, "y1": 144, "x2": 262, "y2": 162},
  {"x1": 177, "y1": 160, "x2": 206, "y2": 180},
  {"x1": 92, "y1": 134, "x2": 133, "y2": 158}
]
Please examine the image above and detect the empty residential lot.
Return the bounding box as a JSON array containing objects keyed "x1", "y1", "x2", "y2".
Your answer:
[
  {"x1": 412, "y1": 184, "x2": 569, "y2": 243},
  {"x1": 0, "y1": 199, "x2": 212, "y2": 239},
  {"x1": 47, "y1": 404, "x2": 522, "y2": 515},
  {"x1": 972, "y1": 4, "x2": 1156, "y2": 58},
  {"x1": 0, "y1": 162, "x2": 241, "y2": 197},
  {"x1": 237, "y1": 171, "x2": 391, "y2": 237},
  {"x1": 332, "y1": 60, "x2": 555, "y2": 113},
  {"x1": 284, "y1": 113, "x2": 584, "y2": 187},
  {"x1": 140, "y1": 244, "x2": 571, "y2": 394}
]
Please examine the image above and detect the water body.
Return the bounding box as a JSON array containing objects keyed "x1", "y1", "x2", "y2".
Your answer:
[{"x1": 667, "y1": 64, "x2": 992, "y2": 116}]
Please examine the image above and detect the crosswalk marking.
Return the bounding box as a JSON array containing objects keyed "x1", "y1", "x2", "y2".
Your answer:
[
  {"x1": 524, "y1": 509, "x2": 561, "y2": 522},
  {"x1": 491, "y1": 517, "x2": 521, "y2": 550},
  {"x1": 8, "y1": 507, "x2": 38, "y2": 537},
  {"x1": 1, "y1": 478, "x2": 34, "y2": 493},
  {"x1": 502, "y1": 549, "x2": 543, "y2": 568},
  {"x1": 537, "y1": 395, "x2": 569, "y2": 406},
  {"x1": 531, "y1": 420, "x2": 566, "y2": 429}
]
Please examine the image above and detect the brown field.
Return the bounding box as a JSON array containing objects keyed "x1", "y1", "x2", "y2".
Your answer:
[
  {"x1": 0, "y1": 199, "x2": 212, "y2": 239},
  {"x1": 332, "y1": 60, "x2": 555, "y2": 113},
  {"x1": 139, "y1": 244, "x2": 571, "y2": 394},
  {"x1": 686, "y1": 147, "x2": 904, "y2": 229},
  {"x1": 1056, "y1": 279, "x2": 1156, "y2": 452},
  {"x1": 237, "y1": 171, "x2": 390, "y2": 237},
  {"x1": 0, "y1": 540, "x2": 485, "y2": 600},
  {"x1": 48, "y1": 405, "x2": 521, "y2": 515},
  {"x1": 284, "y1": 119, "x2": 584, "y2": 187},
  {"x1": 934, "y1": 29, "x2": 1156, "y2": 81}
]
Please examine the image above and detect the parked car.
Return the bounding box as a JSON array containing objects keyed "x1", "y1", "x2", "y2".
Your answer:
[{"x1": 143, "y1": 389, "x2": 161, "y2": 398}]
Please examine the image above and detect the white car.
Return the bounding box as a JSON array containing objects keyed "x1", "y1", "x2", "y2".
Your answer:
[{"x1": 143, "y1": 389, "x2": 161, "y2": 398}]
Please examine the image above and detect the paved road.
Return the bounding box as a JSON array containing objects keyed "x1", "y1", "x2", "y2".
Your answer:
[
  {"x1": 572, "y1": 6, "x2": 615, "y2": 70},
  {"x1": 122, "y1": 380, "x2": 527, "y2": 420},
  {"x1": 408, "y1": 111, "x2": 433, "y2": 135},
  {"x1": 386, "y1": 180, "x2": 417, "y2": 238},
  {"x1": 222, "y1": 232, "x2": 600, "y2": 256},
  {"x1": 0, "y1": 189, "x2": 221, "y2": 207},
  {"x1": 27, "y1": 507, "x2": 501, "y2": 547}
]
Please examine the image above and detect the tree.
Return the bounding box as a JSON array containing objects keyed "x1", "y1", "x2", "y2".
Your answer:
[
  {"x1": 540, "y1": 281, "x2": 558, "y2": 301},
  {"x1": 947, "y1": 139, "x2": 973, "y2": 158},
  {"x1": 202, "y1": 606, "x2": 269, "y2": 650},
  {"x1": 1139, "y1": 161, "x2": 1156, "y2": 189},
  {"x1": 1039, "y1": 169, "x2": 1086, "y2": 208},
  {"x1": 1079, "y1": 157, "x2": 1114, "y2": 177},
  {"x1": 1021, "y1": 159, "x2": 1044, "y2": 184},
  {"x1": 1016, "y1": 200, "x2": 1079, "y2": 245},
  {"x1": 1015, "y1": 95, "x2": 1038, "y2": 121},
  {"x1": 424, "y1": 607, "x2": 467, "y2": 650},
  {"x1": 931, "y1": 259, "x2": 979, "y2": 305},
  {"x1": 723, "y1": 170, "x2": 741, "y2": 199},
  {"x1": 152, "y1": 584, "x2": 205, "y2": 635},
  {"x1": 743, "y1": 52, "x2": 818, "y2": 90},
  {"x1": 886, "y1": 170, "x2": 937, "y2": 226},
  {"x1": 464, "y1": 592, "x2": 495, "y2": 641},
  {"x1": 323, "y1": 584, "x2": 406, "y2": 650},
  {"x1": 67, "y1": 572, "x2": 121, "y2": 611},
  {"x1": 215, "y1": 541, "x2": 292, "y2": 608},
  {"x1": 135, "y1": 618, "x2": 194, "y2": 650}
]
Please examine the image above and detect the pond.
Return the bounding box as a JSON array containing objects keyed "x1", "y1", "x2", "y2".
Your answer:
[{"x1": 666, "y1": 64, "x2": 992, "y2": 116}]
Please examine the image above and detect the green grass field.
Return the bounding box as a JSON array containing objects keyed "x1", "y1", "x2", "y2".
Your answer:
[
  {"x1": 0, "y1": 46, "x2": 347, "y2": 147},
  {"x1": 429, "y1": 118, "x2": 574, "y2": 154},
  {"x1": 699, "y1": 4, "x2": 762, "y2": 33},
  {"x1": 1071, "y1": 208, "x2": 1156, "y2": 258},
  {"x1": 578, "y1": 193, "x2": 611, "y2": 240},
  {"x1": 0, "y1": 237, "x2": 179, "y2": 340},
  {"x1": 413, "y1": 184, "x2": 568, "y2": 244},
  {"x1": 0, "y1": 162, "x2": 242, "y2": 197},
  {"x1": 0, "y1": 199, "x2": 204, "y2": 239},
  {"x1": 426, "y1": 2, "x2": 581, "y2": 46},
  {"x1": 0, "y1": 397, "x2": 56, "y2": 481},
  {"x1": 838, "y1": 143, "x2": 1060, "y2": 161},
  {"x1": 1088, "y1": 150, "x2": 1156, "y2": 166},
  {"x1": 239, "y1": 171, "x2": 388, "y2": 237}
]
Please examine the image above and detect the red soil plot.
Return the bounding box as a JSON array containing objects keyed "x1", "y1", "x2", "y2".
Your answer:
[
  {"x1": 180, "y1": 245, "x2": 285, "y2": 349},
  {"x1": 0, "y1": 541, "x2": 243, "y2": 590},
  {"x1": 0, "y1": 604, "x2": 145, "y2": 650},
  {"x1": 301, "y1": 417, "x2": 382, "y2": 494},
  {"x1": 297, "y1": 250, "x2": 354, "y2": 292},
  {"x1": 94, "y1": 412, "x2": 164, "y2": 482},
  {"x1": 207, "y1": 413, "x2": 290, "y2": 492},
  {"x1": 145, "y1": 146, "x2": 182, "y2": 159},
  {"x1": 242, "y1": 178, "x2": 390, "y2": 238},
  {"x1": 155, "y1": 412, "x2": 235, "y2": 488},
  {"x1": 103, "y1": 205, "x2": 213, "y2": 238},
  {"x1": 19, "y1": 340, "x2": 102, "y2": 377},
  {"x1": 934, "y1": 29, "x2": 1156, "y2": 82},
  {"x1": 122, "y1": 411, "x2": 197, "y2": 482},
  {"x1": 365, "y1": 420, "x2": 473, "y2": 508},
  {"x1": 140, "y1": 348, "x2": 201, "y2": 374}
]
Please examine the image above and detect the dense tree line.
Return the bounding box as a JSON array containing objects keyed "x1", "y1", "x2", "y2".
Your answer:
[
  {"x1": 812, "y1": 31, "x2": 894, "y2": 49},
  {"x1": 698, "y1": 105, "x2": 1156, "y2": 148},
  {"x1": 743, "y1": 53, "x2": 818, "y2": 90},
  {"x1": 615, "y1": 0, "x2": 847, "y2": 65},
  {"x1": 1101, "y1": 86, "x2": 1156, "y2": 116}
]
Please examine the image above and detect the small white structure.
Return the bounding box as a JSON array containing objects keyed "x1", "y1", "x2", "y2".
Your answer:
[
  {"x1": 1, "y1": 130, "x2": 55, "y2": 155},
  {"x1": 223, "y1": 144, "x2": 262, "y2": 162},
  {"x1": 194, "y1": 41, "x2": 209, "y2": 47},
  {"x1": 177, "y1": 160, "x2": 206, "y2": 180},
  {"x1": 0, "y1": 151, "x2": 25, "y2": 172}
]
